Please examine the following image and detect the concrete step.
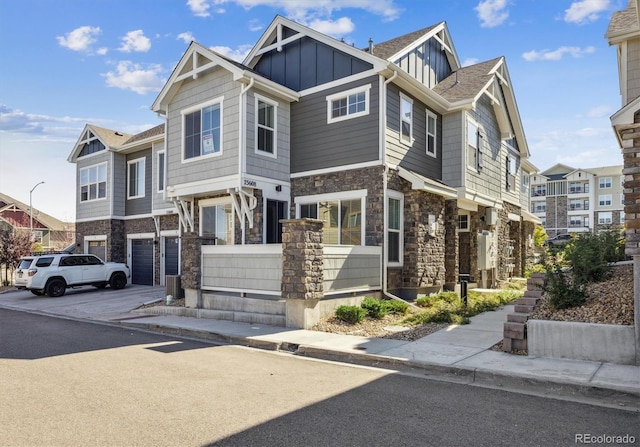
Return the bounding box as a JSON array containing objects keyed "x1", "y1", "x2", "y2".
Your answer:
[
  {"x1": 523, "y1": 289, "x2": 543, "y2": 299},
  {"x1": 503, "y1": 321, "x2": 526, "y2": 340},
  {"x1": 507, "y1": 312, "x2": 529, "y2": 323},
  {"x1": 514, "y1": 304, "x2": 535, "y2": 313},
  {"x1": 517, "y1": 296, "x2": 540, "y2": 307}
]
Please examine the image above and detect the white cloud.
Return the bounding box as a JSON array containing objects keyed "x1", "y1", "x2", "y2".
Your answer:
[
  {"x1": 0, "y1": 104, "x2": 88, "y2": 137},
  {"x1": 119, "y1": 30, "x2": 151, "y2": 53},
  {"x1": 475, "y1": 0, "x2": 509, "y2": 28},
  {"x1": 522, "y1": 46, "x2": 596, "y2": 61},
  {"x1": 56, "y1": 26, "x2": 101, "y2": 52},
  {"x1": 585, "y1": 105, "x2": 613, "y2": 118},
  {"x1": 96, "y1": 47, "x2": 109, "y2": 56},
  {"x1": 187, "y1": 0, "x2": 211, "y2": 17},
  {"x1": 461, "y1": 57, "x2": 480, "y2": 67},
  {"x1": 209, "y1": 44, "x2": 253, "y2": 61},
  {"x1": 177, "y1": 32, "x2": 196, "y2": 45},
  {"x1": 307, "y1": 17, "x2": 355, "y2": 37},
  {"x1": 102, "y1": 61, "x2": 165, "y2": 95},
  {"x1": 248, "y1": 19, "x2": 263, "y2": 32},
  {"x1": 564, "y1": 0, "x2": 610, "y2": 24}
]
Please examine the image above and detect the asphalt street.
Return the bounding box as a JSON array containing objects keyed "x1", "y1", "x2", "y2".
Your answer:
[{"x1": 1, "y1": 308, "x2": 638, "y2": 447}]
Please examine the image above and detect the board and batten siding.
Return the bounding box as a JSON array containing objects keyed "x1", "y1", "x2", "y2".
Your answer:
[
  {"x1": 385, "y1": 84, "x2": 442, "y2": 180},
  {"x1": 125, "y1": 149, "x2": 152, "y2": 216},
  {"x1": 244, "y1": 89, "x2": 291, "y2": 182},
  {"x1": 166, "y1": 68, "x2": 240, "y2": 188},
  {"x1": 254, "y1": 34, "x2": 373, "y2": 92},
  {"x1": 290, "y1": 76, "x2": 380, "y2": 173},
  {"x1": 626, "y1": 37, "x2": 640, "y2": 103},
  {"x1": 393, "y1": 36, "x2": 453, "y2": 89}
]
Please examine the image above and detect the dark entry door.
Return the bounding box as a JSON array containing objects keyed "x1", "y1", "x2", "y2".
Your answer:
[
  {"x1": 131, "y1": 239, "x2": 154, "y2": 285},
  {"x1": 164, "y1": 237, "x2": 179, "y2": 276}
]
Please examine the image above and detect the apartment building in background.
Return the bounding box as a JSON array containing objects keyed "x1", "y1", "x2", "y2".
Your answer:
[{"x1": 530, "y1": 163, "x2": 624, "y2": 237}]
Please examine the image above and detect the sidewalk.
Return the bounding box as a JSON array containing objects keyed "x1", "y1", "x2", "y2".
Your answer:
[{"x1": 1, "y1": 286, "x2": 639, "y2": 410}]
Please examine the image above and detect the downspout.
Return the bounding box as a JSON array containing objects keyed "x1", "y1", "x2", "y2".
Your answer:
[
  {"x1": 238, "y1": 78, "x2": 255, "y2": 244},
  {"x1": 381, "y1": 70, "x2": 405, "y2": 303}
]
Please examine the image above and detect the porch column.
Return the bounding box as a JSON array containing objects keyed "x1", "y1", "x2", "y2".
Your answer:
[
  {"x1": 181, "y1": 232, "x2": 203, "y2": 308},
  {"x1": 281, "y1": 219, "x2": 324, "y2": 328},
  {"x1": 444, "y1": 200, "x2": 459, "y2": 285}
]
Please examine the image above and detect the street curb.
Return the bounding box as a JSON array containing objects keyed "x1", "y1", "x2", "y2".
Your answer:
[{"x1": 122, "y1": 321, "x2": 640, "y2": 411}]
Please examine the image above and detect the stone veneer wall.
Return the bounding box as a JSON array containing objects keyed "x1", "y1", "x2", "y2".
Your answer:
[
  {"x1": 290, "y1": 165, "x2": 385, "y2": 247},
  {"x1": 521, "y1": 220, "x2": 536, "y2": 274},
  {"x1": 444, "y1": 200, "x2": 459, "y2": 285},
  {"x1": 281, "y1": 219, "x2": 324, "y2": 300},
  {"x1": 75, "y1": 219, "x2": 125, "y2": 263}
]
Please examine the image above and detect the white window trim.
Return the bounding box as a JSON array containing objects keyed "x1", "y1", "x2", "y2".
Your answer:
[
  {"x1": 466, "y1": 116, "x2": 482, "y2": 172},
  {"x1": 79, "y1": 162, "x2": 107, "y2": 203},
  {"x1": 599, "y1": 177, "x2": 612, "y2": 189},
  {"x1": 426, "y1": 110, "x2": 437, "y2": 158},
  {"x1": 399, "y1": 93, "x2": 413, "y2": 145},
  {"x1": 295, "y1": 189, "x2": 367, "y2": 246},
  {"x1": 198, "y1": 197, "x2": 234, "y2": 243},
  {"x1": 326, "y1": 84, "x2": 371, "y2": 124},
  {"x1": 599, "y1": 194, "x2": 612, "y2": 206},
  {"x1": 387, "y1": 190, "x2": 404, "y2": 267},
  {"x1": 157, "y1": 150, "x2": 165, "y2": 194},
  {"x1": 457, "y1": 212, "x2": 470, "y2": 233},
  {"x1": 127, "y1": 157, "x2": 146, "y2": 200},
  {"x1": 254, "y1": 93, "x2": 278, "y2": 159},
  {"x1": 181, "y1": 96, "x2": 224, "y2": 163},
  {"x1": 598, "y1": 211, "x2": 613, "y2": 224}
]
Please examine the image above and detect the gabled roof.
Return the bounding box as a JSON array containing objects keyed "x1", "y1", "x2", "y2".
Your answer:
[
  {"x1": 123, "y1": 123, "x2": 164, "y2": 145},
  {"x1": 0, "y1": 192, "x2": 68, "y2": 229},
  {"x1": 67, "y1": 124, "x2": 133, "y2": 162},
  {"x1": 434, "y1": 57, "x2": 529, "y2": 157},
  {"x1": 365, "y1": 21, "x2": 460, "y2": 70},
  {"x1": 540, "y1": 163, "x2": 576, "y2": 176},
  {"x1": 606, "y1": 0, "x2": 640, "y2": 44},
  {"x1": 152, "y1": 41, "x2": 299, "y2": 115}
]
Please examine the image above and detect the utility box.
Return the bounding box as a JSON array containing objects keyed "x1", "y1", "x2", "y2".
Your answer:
[
  {"x1": 485, "y1": 208, "x2": 498, "y2": 226},
  {"x1": 478, "y1": 231, "x2": 497, "y2": 270},
  {"x1": 165, "y1": 275, "x2": 184, "y2": 299}
]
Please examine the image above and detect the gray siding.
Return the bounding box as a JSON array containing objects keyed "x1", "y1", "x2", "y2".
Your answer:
[
  {"x1": 125, "y1": 149, "x2": 152, "y2": 216},
  {"x1": 393, "y1": 37, "x2": 453, "y2": 88},
  {"x1": 254, "y1": 35, "x2": 373, "y2": 91},
  {"x1": 75, "y1": 151, "x2": 111, "y2": 220},
  {"x1": 441, "y1": 112, "x2": 464, "y2": 187},
  {"x1": 385, "y1": 84, "x2": 442, "y2": 180},
  {"x1": 112, "y1": 153, "x2": 126, "y2": 217},
  {"x1": 152, "y1": 140, "x2": 173, "y2": 211},
  {"x1": 466, "y1": 95, "x2": 504, "y2": 198},
  {"x1": 166, "y1": 68, "x2": 240, "y2": 189},
  {"x1": 245, "y1": 89, "x2": 291, "y2": 182},
  {"x1": 291, "y1": 76, "x2": 380, "y2": 173}
]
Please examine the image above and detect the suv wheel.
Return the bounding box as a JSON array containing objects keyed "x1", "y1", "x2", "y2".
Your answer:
[
  {"x1": 46, "y1": 279, "x2": 67, "y2": 297},
  {"x1": 109, "y1": 272, "x2": 127, "y2": 290}
]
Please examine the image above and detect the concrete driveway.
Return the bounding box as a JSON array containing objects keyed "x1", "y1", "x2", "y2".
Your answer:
[{"x1": 0, "y1": 285, "x2": 166, "y2": 322}]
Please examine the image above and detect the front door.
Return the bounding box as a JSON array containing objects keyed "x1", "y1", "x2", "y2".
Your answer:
[
  {"x1": 163, "y1": 237, "x2": 179, "y2": 277},
  {"x1": 131, "y1": 239, "x2": 154, "y2": 285}
]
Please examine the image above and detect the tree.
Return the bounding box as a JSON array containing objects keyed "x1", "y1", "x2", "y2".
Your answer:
[
  {"x1": 0, "y1": 229, "x2": 32, "y2": 285},
  {"x1": 533, "y1": 225, "x2": 548, "y2": 248}
]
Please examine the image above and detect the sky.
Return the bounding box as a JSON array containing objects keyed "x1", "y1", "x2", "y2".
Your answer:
[{"x1": 0, "y1": 0, "x2": 627, "y2": 222}]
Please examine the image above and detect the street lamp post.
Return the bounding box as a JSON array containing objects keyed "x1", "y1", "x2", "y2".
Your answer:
[{"x1": 29, "y1": 181, "x2": 45, "y2": 239}]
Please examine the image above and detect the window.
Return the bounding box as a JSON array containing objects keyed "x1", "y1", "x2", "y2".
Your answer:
[
  {"x1": 327, "y1": 85, "x2": 370, "y2": 123},
  {"x1": 265, "y1": 199, "x2": 287, "y2": 244},
  {"x1": 183, "y1": 98, "x2": 222, "y2": 160},
  {"x1": 521, "y1": 173, "x2": 530, "y2": 194},
  {"x1": 127, "y1": 157, "x2": 145, "y2": 199},
  {"x1": 457, "y1": 214, "x2": 469, "y2": 231},
  {"x1": 506, "y1": 155, "x2": 517, "y2": 191},
  {"x1": 400, "y1": 94, "x2": 413, "y2": 144},
  {"x1": 388, "y1": 193, "x2": 403, "y2": 264},
  {"x1": 157, "y1": 151, "x2": 165, "y2": 193},
  {"x1": 467, "y1": 119, "x2": 482, "y2": 172},
  {"x1": 297, "y1": 191, "x2": 365, "y2": 245},
  {"x1": 599, "y1": 195, "x2": 612, "y2": 206},
  {"x1": 621, "y1": 194, "x2": 625, "y2": 205},
  {"x1": 620, "y1": 211, "x2": 626, "y2": 225},
  {"x1": 256, "y1": 96, "x2": 276, "y2": 156},
  {"x1": 80, "y1": 163, "x2": 107, "y2": 202},
  {"x1": 200, "y1": 200, "x2": 233, "y2": 244},
  {"x1": 598, "y1": 211, "x2": 612, "y2": 225},
  {"x1": 426, "y1": 111, "x2": 437, "y2": 157},
  {"x1": 599, "y1": 177, "x2": 612, "y2": 189}
]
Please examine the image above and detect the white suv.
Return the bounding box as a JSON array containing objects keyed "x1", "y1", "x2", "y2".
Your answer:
[{"x1": 14, "y1": 253, "x2": 131, "y2": 297}]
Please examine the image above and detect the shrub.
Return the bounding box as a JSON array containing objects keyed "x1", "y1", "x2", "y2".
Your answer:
[
  {"x1": 543, "y1": 266, "x2": 586, "y2": 310},
  {"x1": 381, "y1": 299, "x2": 409, "y2": 315},
  {"x1": 361, "y1": 298, "x2": 387, "y2": 319},
  {"x1": 335, "y1": 305, "x2": 366, "y2": 324},
  {"x1": 415, "y1": 295, "x2": 437, "y2": 307}
]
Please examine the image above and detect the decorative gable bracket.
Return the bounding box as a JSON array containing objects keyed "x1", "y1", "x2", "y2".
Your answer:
[
  {"x1": 172, "y1": 197, "x2": 194, "y2": 233},
  {"x1": 228, "y1": 188, "x2": 257, "y2": 229}
]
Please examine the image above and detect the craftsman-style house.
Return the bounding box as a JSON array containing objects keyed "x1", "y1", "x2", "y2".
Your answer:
[{"x1": 70, "y1": 15, "x2": 537, "y2": 327}]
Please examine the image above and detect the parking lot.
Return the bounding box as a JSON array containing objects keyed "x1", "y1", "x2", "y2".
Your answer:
[{"x1": 0, "y1": 284, "x2": 166, "y2": 322}]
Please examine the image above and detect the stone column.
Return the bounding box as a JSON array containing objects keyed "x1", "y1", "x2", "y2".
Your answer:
[
  {"x1": 444, "y1": 200, "x2": 459, "y2": 286},
  {"x1": 281, "y1": 219, "x2": 324, "y2": 328},
  {"x1": 622, "y1": 138, "x2": 640, "y2": 365},
  {"x1": 181, "y1": 232, "x2": 202, "y2": 308}
]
